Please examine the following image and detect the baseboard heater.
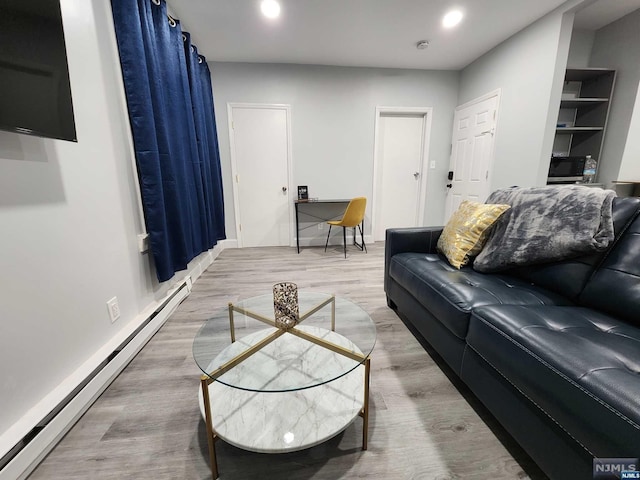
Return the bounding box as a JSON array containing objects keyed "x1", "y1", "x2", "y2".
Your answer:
[{"x1": 0, "y1": 281, "x2": 190, "y2": 480}]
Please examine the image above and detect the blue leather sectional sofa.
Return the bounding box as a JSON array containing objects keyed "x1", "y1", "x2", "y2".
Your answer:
[{"x1": 384, "y1": 197, "x2": 640, "y2": 479}]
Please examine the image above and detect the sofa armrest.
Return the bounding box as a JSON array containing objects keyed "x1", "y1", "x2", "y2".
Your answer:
[{"x1": 384, "y1": 227, "x2": 444, "y2": 294}]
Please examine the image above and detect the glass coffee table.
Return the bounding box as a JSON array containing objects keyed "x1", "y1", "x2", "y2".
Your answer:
[{"x1": 193, "y1": 292, "x2": 376, "y2": 479}]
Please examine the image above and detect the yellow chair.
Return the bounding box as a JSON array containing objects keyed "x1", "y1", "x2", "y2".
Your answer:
[{"x1": 324, "y1": 197, "x2": 367, "y2": 258}]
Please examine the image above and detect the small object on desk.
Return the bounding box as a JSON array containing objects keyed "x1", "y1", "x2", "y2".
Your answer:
[{"x1": 298, "y1": 185, "x2": 308, "y2": 201}]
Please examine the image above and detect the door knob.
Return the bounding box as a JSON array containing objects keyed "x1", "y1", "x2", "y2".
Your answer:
[
  {"x1": 446, "y1": 183, "x2": 452, "y2": 188},
  {"x1": 282, "y1": 186, "x2": 287, "y2": 193},
  {"x1": 413, "y1": 172, "x2": 420, "y2": 179}
]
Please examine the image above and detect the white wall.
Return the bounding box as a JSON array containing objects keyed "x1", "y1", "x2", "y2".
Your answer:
[
  {"x1": 458, "y1": 8, "x2": 576, "y2": 189},
  {"x1": 618, "y1": 85, "x2": 640, "y2": 181},
  {"x1": 589, "y1": 7, "x2": 640, "y2": 186},
  {"x1": 0, "y1": 0, "x2": 197, "y2": 459},
  {"x1": 567, "y1": 28, "x2": 595, "y2": 68},
  {"x1": 209, "y1": 63, "x2": 459, "y2": 230}
]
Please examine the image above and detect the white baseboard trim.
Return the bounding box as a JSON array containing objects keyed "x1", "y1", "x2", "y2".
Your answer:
[
  {"x1": 219, "y1": 238, "x2": 238, "y2": 250},
  {"x1": 0, "y1": 241, "x2": 230, "y2": 480},
  {"x1": 1, "y1": 282, "x2": 189, "y2": 480}
]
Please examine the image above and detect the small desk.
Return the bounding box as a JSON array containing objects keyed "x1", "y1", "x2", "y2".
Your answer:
[{"x1": 294, "y1": 199, "x2": 350, "y2": 253}]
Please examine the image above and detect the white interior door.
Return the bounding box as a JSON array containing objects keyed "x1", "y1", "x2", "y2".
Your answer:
[
  {"x1": 229, "y1": 104, "x2": 291, "y2": 247},
  {"x1": 374, "y1": 112, "x2": 428, "y2": 241},
  {"x1": 445, "y1": 93, "x2": 499, "y2": 221}
]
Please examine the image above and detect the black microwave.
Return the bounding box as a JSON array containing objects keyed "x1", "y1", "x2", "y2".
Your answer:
[{"x1": 548, "y1": 156, "x2": 586, "y2": 183}]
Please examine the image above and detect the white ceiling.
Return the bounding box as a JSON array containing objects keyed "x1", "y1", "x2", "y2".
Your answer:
[
  {"x1": 574, "y1": 0, "x2": 640, "y2": 29},
  {"x1": 167, "y1": 0, "x2": 640, "y2": 70}
]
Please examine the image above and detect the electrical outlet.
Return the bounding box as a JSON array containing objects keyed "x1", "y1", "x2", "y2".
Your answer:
[
  {"x1": 318, "y1": 223, "x2": 323, "y2": 230},
  {"x1": 137, "y1": 234, "x2": 149, "y2": 253},
  {"x1": 430, "y1": 161, "x2": 436, "y2": 169},
  {"x1": 107, "y1": 297, "x2": 121, "y2": 323}
]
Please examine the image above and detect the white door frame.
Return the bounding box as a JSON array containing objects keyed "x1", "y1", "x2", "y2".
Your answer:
[
  {"x1": 372, "y1": 106, "x2": 433, "y2": 242},
  {"x1": 227, "y1": 103, "x2": 295, "y2": 248}
]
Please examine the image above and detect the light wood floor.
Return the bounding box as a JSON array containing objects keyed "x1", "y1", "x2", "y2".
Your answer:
[{"x1": 28, "y1": 243, "x2": 546, "y2": 479}]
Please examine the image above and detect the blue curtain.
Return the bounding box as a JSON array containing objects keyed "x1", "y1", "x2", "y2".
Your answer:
[{"x1": 111, "y1": 0, "x2": 225, "y2": 282}]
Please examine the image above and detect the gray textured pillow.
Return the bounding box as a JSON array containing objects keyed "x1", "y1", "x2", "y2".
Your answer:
[{"x1": 473, "y1": 186, "x2": 615, "y2": 272}]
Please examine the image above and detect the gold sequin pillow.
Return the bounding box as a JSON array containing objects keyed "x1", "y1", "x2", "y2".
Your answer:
[{"x1": 437, "y1": 201, "x2": 510, "y2": 269}]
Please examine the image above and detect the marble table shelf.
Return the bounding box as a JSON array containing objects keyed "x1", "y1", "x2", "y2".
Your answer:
[{"x1": 198, "y1": 326, "x2": 365, "y2": 453}]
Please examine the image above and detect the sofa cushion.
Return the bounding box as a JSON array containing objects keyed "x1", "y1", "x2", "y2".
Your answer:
[
  {"x1": 506, "y1": 196, "x2": 640, "y2": 300},
  {"x1": 580, "y1": 209, "x2": 640, "y2": 326},
  {"x1": 436, "y1": 200, "x2": 510, "y2": 268},
  {"x1": 388, "y1": 252, "x2": 573, "y2": 340},
  {"x1": 466, "y1": 305, "x2": 640, "y2": 455}
]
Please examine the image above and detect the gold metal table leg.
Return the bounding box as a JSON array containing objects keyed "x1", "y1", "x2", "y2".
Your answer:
[
  {"x1": 201, "y1": 377, "x2": 219, "y2": 479},
  {"x1": 228, "y1": 302, "x2": 235, "y2": 343},
  {"x1": 362, "y1": 357, "x2": 371, "y2": 450},
  {"x1": 331, "y1": 295, "x2": 336, "y2": 331}
]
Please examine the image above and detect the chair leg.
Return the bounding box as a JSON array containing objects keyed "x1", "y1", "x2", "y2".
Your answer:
[
  {"x1": 359, "y1": 224, "x2": 367, "y2": 253},
  {"x1": 343, "y1": 226, "x2": 347, "y2": 258},
  {"x1": 353, "y1": 223, "x2": 367, "y2": 253},
  {"x1": 324, "y1": 225, "x2": 332, "y2": 252}
]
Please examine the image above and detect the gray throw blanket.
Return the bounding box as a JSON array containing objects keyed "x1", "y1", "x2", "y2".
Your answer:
[{"x1": 473, "y1": 185, "x2": 616, "y2": 272}]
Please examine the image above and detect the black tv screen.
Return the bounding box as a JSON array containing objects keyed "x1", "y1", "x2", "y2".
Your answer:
[{"x1": 0, "y1": 0, "x2": 77, "y2": 142}]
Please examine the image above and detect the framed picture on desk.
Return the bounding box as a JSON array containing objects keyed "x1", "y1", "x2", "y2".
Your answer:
[{"x1": 298, "y1": 185, "x2": 309, "y2": 201}]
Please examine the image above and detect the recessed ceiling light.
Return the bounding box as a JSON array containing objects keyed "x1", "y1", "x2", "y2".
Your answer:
[
  {"x1": 442, "y1": 9, "x2": 463, "y2": 28},
  {"x1": 261, "y1": 0, "x2": 281, "y2": 19}
]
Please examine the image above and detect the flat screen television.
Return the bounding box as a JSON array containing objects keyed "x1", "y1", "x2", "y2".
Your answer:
[{"x1": 0, "y1": 0, "x2": 77, "y2": 142}]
